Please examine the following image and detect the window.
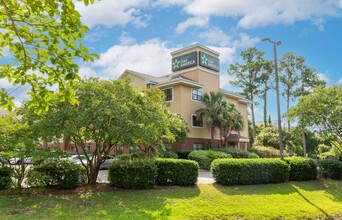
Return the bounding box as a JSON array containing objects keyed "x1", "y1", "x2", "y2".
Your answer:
[
  {"x1": 193, "y1": 143, "x2": 204, "y2": 150},
  {"x1": 192, "y1": 114, "x2": 203, "y2": 127},
  {"x1": 192, "y1": 89, "x2": 203, "y2": 101},
  {"x1": 163, "y1": 88, "x2": 173, "y2": 102}
]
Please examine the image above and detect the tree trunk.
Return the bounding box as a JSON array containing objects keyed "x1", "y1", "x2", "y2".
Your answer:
[
  {"x1": 263, "y1": 87, "x2": 267, "y2": 127},
  {"x1": 210, "y1": 125, "x2": 215, "y2": 150},
  {"x1": 251, "y1": 102, "x2": 256, "y2": 138},
  {"x1": 302, "y1": 126, "x2": 307, "y2": 157},
  {"x1": 287, "y1": 93, "x2": 291, "y2": 130}
]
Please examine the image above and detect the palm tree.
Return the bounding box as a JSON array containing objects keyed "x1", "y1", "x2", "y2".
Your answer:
[
  {"x1": 196, "y1": 91, "x2": 227, "y2": 149},
  {"x1": 220, "y1": 104, "x2": 245, "y2": 147}
]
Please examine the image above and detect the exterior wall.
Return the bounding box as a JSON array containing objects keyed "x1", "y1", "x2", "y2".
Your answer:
[{"x1": 122, "y1": 72, "x2": 147, "y2": 88}]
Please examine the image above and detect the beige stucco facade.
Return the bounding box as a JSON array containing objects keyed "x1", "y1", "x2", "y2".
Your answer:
[{"x1": 119, "y1": 44, "x2": 252, "y2": 150}]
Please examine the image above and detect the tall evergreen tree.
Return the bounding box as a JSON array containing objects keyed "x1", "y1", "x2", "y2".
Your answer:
[{"x1": 228, "y1": 47, "x2": 267, "y2": 138}]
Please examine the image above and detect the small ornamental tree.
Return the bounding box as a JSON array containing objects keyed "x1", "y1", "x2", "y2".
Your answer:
[
  {"x1": 0, "y1": 115, "x2": 38, "y2": 188},
  {"x1": 23, "y1": 78, "x2": 188, "y2": 185}
]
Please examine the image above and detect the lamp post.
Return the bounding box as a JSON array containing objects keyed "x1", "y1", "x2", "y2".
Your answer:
[{"x1": 262, "y1": 38, "x2": 284, "y2": 160}]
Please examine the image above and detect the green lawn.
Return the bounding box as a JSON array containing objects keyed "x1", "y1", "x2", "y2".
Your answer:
[{"x1": 0, "y1": 180, "x2": 341, "y2": 219}]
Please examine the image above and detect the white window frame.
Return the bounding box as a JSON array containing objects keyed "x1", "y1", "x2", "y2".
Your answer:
[
  {"x1": 193, "y1": 143, "x2": 204, "y2": 150},
  {"x1": 191, "y1": 88, "x2": 203, "y2": 102},
  {"x1": 162, "y1": 87, "x2": 174, "y2": 103},
  {"x1": 191, "y1": 114, "x2": 203, "y2": 128}
]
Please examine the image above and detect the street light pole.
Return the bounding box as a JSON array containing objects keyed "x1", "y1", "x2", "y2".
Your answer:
[{"x1": 262, "y1": 38, "x2": 284, "y2": 160}]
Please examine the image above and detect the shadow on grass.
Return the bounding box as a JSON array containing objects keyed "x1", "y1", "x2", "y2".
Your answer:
[
  {"x1": 0, "y1": 185, "x2": 201, "y2": 219},
  {"x1": 214, "y1": 179, "x2": 342, "y2": 219}
]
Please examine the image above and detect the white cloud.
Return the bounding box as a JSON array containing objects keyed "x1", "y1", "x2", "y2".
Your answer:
[
  {"x1": 219, "y1": 74, "x2": 234, "y2": 89},
  {"x1": 153, "y1": 0, "x2": 192, "y2": 7},
  {"x1": 317, "y1": 73, "x2": 329, "y2": 83},
  {"x1": 183, "y1": 0, "x2": 339, "y2": 29},
  {"x1": 119, "y1": 32, "x2": 136, "y2": 45},
  {"x1": 93, "y1": 39, "x2": 178, "y2": 79},
  {"x1": 208, "y1": 46, "x2": 236, "y2": 65},
  {"x1": 78, "y1": 66, "x2": 98, "y2": 79},
  {"x1": 75, "y1": 0, "x2": 150, "y2": 28},
  {"x1": 337, "y1": 78, "x2": 342, "y2": 85},
  {"x1": 175, "y1": 16, "x2": 209, "y2": 33},
  {"x1": 199, "y1": 27, "x2": 231, "y2": 46}
]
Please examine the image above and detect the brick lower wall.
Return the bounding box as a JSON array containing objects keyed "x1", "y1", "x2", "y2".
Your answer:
[{"x1": 172, "y1": 138, "x2": 249, "y2": 151}]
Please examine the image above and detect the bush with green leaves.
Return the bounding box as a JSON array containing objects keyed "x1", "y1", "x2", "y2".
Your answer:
[
  {"x1": 317, "y1": 159, "x2": 342, "y2": 180},
  {"x1": 188, "y1": 150, "x2": 232, "y2": 170},
  {"x1": 27, "y1": 160, "x2": 87, "y2": 189},
  {"x1": 220, "y1": 148, "x2": 259, "y2": 158},
  {"x1": 251, "y1": 146, "x2": 281, "y2": 158},
  {"x1": 0, "y1": 166, "x2": 12, "y2": 190},
  {"x1": 284, "y1": 157, "x2": 317, "y2": 181},
  {"x1": 108, "y1": 159, "x2": 156, "y2": 189},
  {"x1": 158, "y1": 150, "x2": 178, "y2": 159},
  {"x1": 176, "y1": 150, "x2": 192, "y2": 159},
  {"x1": 117, "y1": 152, "x2": 154, "y2": 161},
  {"x1": 211, "y1": 158, "x2": 290, "y2": 185},
  {"x1": 155, "y1": 158, "x2": 198, "y2": 186}
]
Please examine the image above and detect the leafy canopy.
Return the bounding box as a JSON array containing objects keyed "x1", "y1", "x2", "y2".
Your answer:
[{"x1": 0, "y1": 0, "x2": 98, "y2": 113}]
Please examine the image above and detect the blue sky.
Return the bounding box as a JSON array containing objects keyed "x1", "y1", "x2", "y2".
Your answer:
[{"x1": 3, "y1": 0, "x2": 342, "y2": 123}]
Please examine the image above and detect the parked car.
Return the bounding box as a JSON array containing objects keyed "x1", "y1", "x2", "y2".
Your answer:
[
  {"x1": 64, "y1": 155, "x2": 90, "y2": 165},
  {"x1": 9, "y1": 157, "x2": 33, "y2": 165},
  {"x1": 99, "y1": 155, "x2": 118, "y2": 170}
]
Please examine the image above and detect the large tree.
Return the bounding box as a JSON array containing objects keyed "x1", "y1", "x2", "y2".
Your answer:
[
  {"x1": 228, "y1": 47, "x2": 267, "y2": 138},
  {"x1": 23, "y1": 78, "x2": 188, "y2": 185},
  {"x1": 279, "y1": 52, "x2": 304, "y2": 129},
  {"x1": 0, "y1": 0, "x2": 97, "y2": 113},
  {"x1": 259, "y1": 60, "x2": 274, "y2": 127},
  {"x1": 288, "y1": 86, "x2": 342, "y2": 140}
]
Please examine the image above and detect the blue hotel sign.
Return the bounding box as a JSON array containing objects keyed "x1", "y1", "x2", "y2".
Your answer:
[
  {"x1": 172, "y1": 51, "x2": 197, "y2": 72},
  {"x1": 199, "y1": 51, "x2": 220, "y2": 72}
]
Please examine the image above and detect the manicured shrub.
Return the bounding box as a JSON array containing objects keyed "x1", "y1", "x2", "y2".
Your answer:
[
  {"x1": 108, "y1": 159, "x2": 156, "y2": 189},
  {"x1": 251, "y1": 146, "x2": 281, "y2": 158},
  {"x1": 158, "y1": 150, "x2": 178, "y2": 159},
  {"x1": 176, "y1": 150, "x2": 192, "y2": 159},
  {"x1": 0, "y1": 166, "x2": 12, "y2": 190},
  {"x1": 317, "y1": 159, "x2": 342, "y2": 180},
  {"x1": 118, "y1": 152, "x2": 154, "y2": 161},
  {"x1": 155, "y1": 158, "x2": 199, "y2": 186},
  {"x1": 27, "y1": 160, "x2": 87, "y2": 189},
  {"x1": 188, "y1": 150, "x2": 232, "y2": 170},
  {"x1": 284, "y1": 157, "x2": 317, "y2": 181},
  {"x1": 220, "y1": 148, "x2": 259, "y2": 159},
  {"x1": 211, "y1": 158, "x2": 290, "y2": 185}
]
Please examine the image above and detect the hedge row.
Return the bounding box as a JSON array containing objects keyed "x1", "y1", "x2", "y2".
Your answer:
[
  {"x1": 108, "y1": 158, "x2": 199, "y2": 189},
  {"x1": 211, "y1": 159, "x2": 290, "y2": 185},
  {"x1": 188, "y1": 150, "x2": 232, "y2": 169},
  {"x1": 176, "y1": 150, "x2": 192, "y2": 159},
  {"x1": 284, "y1": 157, "x2": 317, "y2": 181},
  {"x1": 317, "y1": 159, "x2": 342, "y2": 180},
  {"x1": 0, "y1": 166, "x2": 12, "y2": 190},
  {"x1": 155, "y1": 159, "x2": 199, "y2": 186},
  {"x1": 27, "y1": 160, "x2": 87, "y2": 189},
  {"x1": 251, "y1": 146, "x2": 281, "y2": 158},
  {"x1": 219, "y1": 148, "x2": 259, "y2": 159}
]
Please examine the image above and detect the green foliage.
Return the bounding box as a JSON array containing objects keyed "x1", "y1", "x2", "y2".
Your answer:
[
  {"x1": 27, "y1": 160, "x2": 86, "y2": 189},
  {"x1": 188, "y1": 150, "x2": 232, "y2": 170},
  {"x1": 255, "y1": 126, "x2": 279, "y2": 149},
  {"x1": 22, "y1": 78, "x2": 187, "y2": 184},
  {"x1": 0, "y1": 166, "x2": 12, "y2": 190},
  {"x1": 317, "y1": 159, "x2": 342, "y2": 180},
  {"x1": 176, "y1": 150, "x2": 193, "y2": 159},
  {"x1": 211, "y1": 158, "x2": 290, "y2": 185},
  {"x1": 316, "y1": 144, "x2": 331, "y2": 154},
  {"x1": 158, "y1": 150, "x2": 178, "y2": 159},
  {"x1": 108, "y1": 159, "x2": 156, "y2": 189},
  {"x1": 219, "y1": 148, "x2": 259, "y2": 158},
  {"x1": 155, "y1": 158, "x2": 199, "y2": 186},
  {"x1": 251, "y1": 146, "x2": 281, "y2": 158},
  {"x1": 0, "y1": 0, "x2": 98, "y2": 112},
  {"x1": 284, "y1": 157, "x2": 317, "y2": 181},
  {"x1": 288, "y1": 86, "x2": 342, "y2": 139}
]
